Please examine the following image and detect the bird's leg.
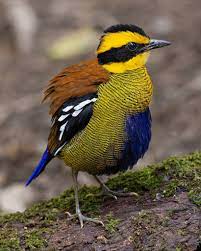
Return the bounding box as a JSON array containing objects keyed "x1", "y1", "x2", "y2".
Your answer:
[
  {"x1": 94, "y1": 175, "x2": 138, "y2": 199},
  {"x1": 72, "y1": 170, "x2": 104, "y2": 228}
]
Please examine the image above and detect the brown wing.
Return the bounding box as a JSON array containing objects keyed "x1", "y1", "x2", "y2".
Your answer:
[{"x1": 43, "y1": 58, "x2": 109, "y2": 116}]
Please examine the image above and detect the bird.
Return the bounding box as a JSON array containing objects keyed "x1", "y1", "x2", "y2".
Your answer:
[{"x1": 26, "y1": 24, "x2": 170, "y2": 227}]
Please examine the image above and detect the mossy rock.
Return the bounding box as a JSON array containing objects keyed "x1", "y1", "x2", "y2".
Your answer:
[{"x1": 0, "y1": 152, "x2": 200, "y2": 250}]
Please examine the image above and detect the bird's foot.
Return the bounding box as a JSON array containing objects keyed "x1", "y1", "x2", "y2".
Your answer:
[
  {"x1": 77, "y1": 209, "x2": 104, "y2": 228},
  {"x1": 94, "y1": 175, "x2": 138, "y2": 199},
  {"x1": 101, "y1": 183, "x2": 138, "y2": 199},
  {"x1": 66, "y1": 211, "x2": 104, "y2": 228}
]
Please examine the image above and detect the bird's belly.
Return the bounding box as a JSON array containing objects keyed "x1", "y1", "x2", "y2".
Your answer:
[
  {"x1": 61, "y1": 108, "x2": 152, "y2": 175},
  {"x1": 61, "y1": 111, "x2": 126, "y2": 174}
]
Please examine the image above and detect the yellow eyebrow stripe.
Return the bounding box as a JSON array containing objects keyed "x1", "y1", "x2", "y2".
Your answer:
[{"x1": 97, "y1": 31, "x2": 150, "y2": 54}]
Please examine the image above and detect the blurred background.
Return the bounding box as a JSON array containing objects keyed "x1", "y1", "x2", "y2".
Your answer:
[{"x1": 0, "y1": 0, "x2": 200, "y2": 213}]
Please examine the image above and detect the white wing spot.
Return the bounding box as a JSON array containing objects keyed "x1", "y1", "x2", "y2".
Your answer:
[
  {"x1": 59, "y1": 121, "x2": 68, "y2": 141},
  {"x1": 63, "y1": 105, "x2": 73, "y2": 112},
  {"x1": 91, "y1": 98, "x2": 97, "y2": 102},
  {"x1": 74, "y1": 100, "x2": 92, "y2": 110},
  {"x1": 54, "y1": 142, "x2": 67, "y2": 156},
  {"x1": 72, "y1": 109, "x2": 83, "y2": 117},
  {"x1": 74, "y1": 98, "x2": 97, "y2": 110},
  {"x1": 58, "y1": 114, "x2": 70, "y2": 122}
]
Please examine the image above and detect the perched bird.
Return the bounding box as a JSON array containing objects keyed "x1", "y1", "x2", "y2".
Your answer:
[{"x1": 26, "y1": 24, "x2": 170, "y2": 227}]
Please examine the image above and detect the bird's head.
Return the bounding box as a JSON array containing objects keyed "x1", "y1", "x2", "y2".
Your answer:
[{"x1": 97, "y1": 24, "x2": 171, "y2": 73}]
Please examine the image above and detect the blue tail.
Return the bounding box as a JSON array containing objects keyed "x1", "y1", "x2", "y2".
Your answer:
[{"x1": 26, "y1": 148, "x2": 53, "y2": 186}]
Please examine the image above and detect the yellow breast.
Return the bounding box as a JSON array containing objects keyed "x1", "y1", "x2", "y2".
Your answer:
[{"x1": 60, "y1": 66, "x2": 153, "y2": 174}]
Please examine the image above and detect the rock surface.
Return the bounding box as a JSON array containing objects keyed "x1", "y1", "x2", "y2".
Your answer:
[{"x1": 0, "y1": 152, "x2": 200, "y2": 250}]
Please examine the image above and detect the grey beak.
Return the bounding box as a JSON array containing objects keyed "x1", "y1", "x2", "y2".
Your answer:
[
  {"x1": 149, "y1": 39, "x2": 171, "y2": 49},
  {"x1": 140, "y1": 39, "x2": 171, "y2": 53}
]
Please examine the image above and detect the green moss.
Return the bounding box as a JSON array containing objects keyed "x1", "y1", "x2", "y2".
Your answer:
[
  {"x1": 163, "y1": 180, "x2": 179, "y2": 197},
  {"x1": 24, "y1": 228, "x2": 48, "y2": 250},
  {"x1": 0, "y1": 227, "x2": 21, "y2": 251},
  {"x1": 188, "y1": 188, "x2": 201, "y2": 206},
  {"x1": 0, "y1": 186, "x2": 102, "y2": 225},
  {"x1": 105, "y1": 213, "x2": 120, "y2": 233},
  {"x1": 107, "y1": 152, "x2": 201, "y2": 205},
  {"x1": 106, "y1": 166, "x2": 163, "y2": 193},
  {"x1": 0, "y1": 212, "x2": 26, "y2": 224},
  {"x1": 0, "y1": 226, "x2": 51, "y2": 251}
]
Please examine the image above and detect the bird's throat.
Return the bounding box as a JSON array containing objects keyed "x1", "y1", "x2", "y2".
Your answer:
[{"x1": 98, "y1": 66, "x2": 153, "y2": 113}]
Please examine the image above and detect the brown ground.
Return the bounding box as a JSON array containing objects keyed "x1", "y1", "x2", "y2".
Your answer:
[
  {"x1": 47, "y1": 193, "x2": 200, "y2": 251},
  {"x1": 0, "y1": 0, "x2": 201, "y2": 213}
]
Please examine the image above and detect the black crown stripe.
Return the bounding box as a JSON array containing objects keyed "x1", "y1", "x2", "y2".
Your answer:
[{"x1": 104, "y1": 24, "x2": 148, "y2": 38}]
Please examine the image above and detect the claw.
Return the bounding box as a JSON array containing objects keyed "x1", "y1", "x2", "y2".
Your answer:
[
  {"x1": 66, "y1": 210, "x2": 104, "y2": 228},
  {"x1": 110, "y1": 191, "x2": 139, "y2": 197},
  {"x1": 77, "y1": 209, "x2": 104, "y2": 228},
  {"x1": 102, "y1": 187, "x2": 118, "y2": 200},
  {"x1": 103, "y1": 187, "x2": 138, "y2": 198},
  {"x1": 66, "y1": 211, "x2": 74, "y2": 218},
  {"x1": 95, "y1": 175, "x2": 138, "y2": 198},
  {"x1": 77, "y1": 211, "x2": 104, "y2": 228}
]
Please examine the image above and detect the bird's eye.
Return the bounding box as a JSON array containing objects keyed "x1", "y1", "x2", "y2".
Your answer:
[{"x1": 127, "y1": 42, "x2": 138, "y2": 51}]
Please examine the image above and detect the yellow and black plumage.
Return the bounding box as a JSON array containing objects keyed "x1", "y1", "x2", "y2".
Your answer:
[{"x1": 26, "y1": 24, "x2": 170, "y2": 227}]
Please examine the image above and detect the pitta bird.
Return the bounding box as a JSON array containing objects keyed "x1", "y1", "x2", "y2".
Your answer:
[{"x1": 26, "y1": 24, "x2": 170, "y2": 227}]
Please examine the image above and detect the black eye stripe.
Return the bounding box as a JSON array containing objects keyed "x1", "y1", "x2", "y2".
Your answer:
[{"x1": 97, "y1": 43, "x2": 145, "y2": 65}]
